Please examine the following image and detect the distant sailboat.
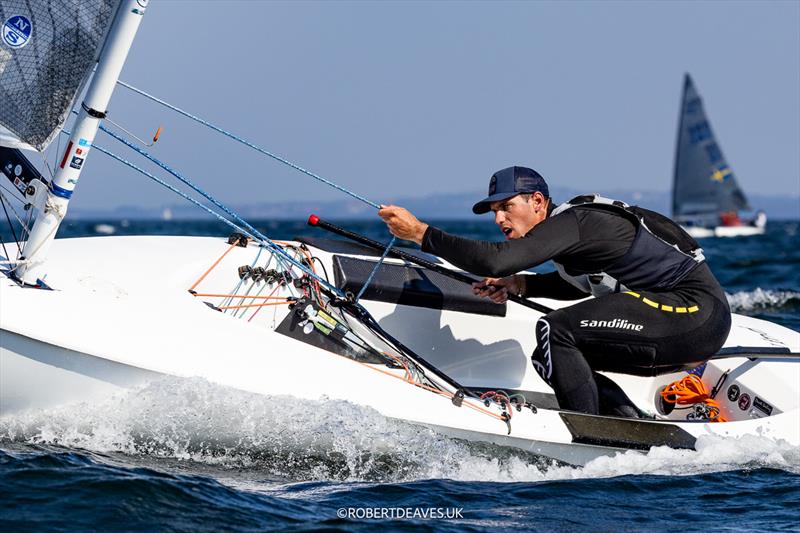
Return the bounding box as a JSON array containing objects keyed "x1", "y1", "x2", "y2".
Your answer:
[{"x1": 672, "y1": 74, "x2": 766, "y2": 238}]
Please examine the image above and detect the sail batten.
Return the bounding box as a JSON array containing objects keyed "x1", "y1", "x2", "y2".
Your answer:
[
  {"x1": 672, "y1": 74, "x2": 751, "y2": 220},
  {"x1": 0, "y1": 0, "x2": 120, "y2": 152}
]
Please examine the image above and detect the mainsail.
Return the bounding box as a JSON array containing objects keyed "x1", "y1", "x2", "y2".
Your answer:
[
  {"x1": 0, "y1": 0, "x2": 119, "y2": 152},
  {"x1": 672, "y1": 73, "x2": 750, "y2": 221}
]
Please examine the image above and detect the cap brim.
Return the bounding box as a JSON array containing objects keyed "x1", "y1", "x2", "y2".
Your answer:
[{"x1": 472, "y1": 192, "x2": 518, "y2": 214}]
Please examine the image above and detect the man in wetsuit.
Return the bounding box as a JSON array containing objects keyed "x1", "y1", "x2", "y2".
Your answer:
[{"x1": 378, "y1": 166, "x2": 732, "y2": 416}]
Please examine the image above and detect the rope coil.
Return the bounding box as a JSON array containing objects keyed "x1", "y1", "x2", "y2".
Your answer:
[{"x1": 660, "y1": 374, "x2": 726, "y2": 422}]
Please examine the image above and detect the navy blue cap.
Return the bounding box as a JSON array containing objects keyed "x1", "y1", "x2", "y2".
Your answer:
[{"x1": 472, "y1": 166, "x2": 549, "y2": 214}]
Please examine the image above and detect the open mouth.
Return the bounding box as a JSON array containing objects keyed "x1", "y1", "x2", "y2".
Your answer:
[{"x1": 502, "y1": 227, "x2": 513, "y2": 237}]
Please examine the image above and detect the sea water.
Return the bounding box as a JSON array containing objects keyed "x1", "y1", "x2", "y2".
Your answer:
[{"x1": 1, "y1": 219, "x2": 798, "y2": 531}]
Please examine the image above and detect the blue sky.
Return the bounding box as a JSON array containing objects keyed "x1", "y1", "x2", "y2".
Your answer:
[{"x1": 58, "y1": 0, "x2": 799, "y2": 212}]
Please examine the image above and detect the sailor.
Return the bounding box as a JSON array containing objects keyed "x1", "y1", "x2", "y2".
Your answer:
[{"x1": 378, "y1": 166, "x2": 732, "y2": 416}]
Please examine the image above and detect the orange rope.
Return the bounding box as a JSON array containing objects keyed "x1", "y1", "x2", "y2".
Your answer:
[
  {"x1": 188, "y1": 241, "x2": 502, "y2": 423},
  {"x1": 192, "y1": 293, "x2": 287, "y2": 300},
  {"x1": 355, "y1": 353, "x2": 505, "y2": 422},
  {"x1": 189, "y1": 241, "x2": 239, "y2": 291},
  {"x1": 295, "y1": 245, "x2": 321, "y2": 297},
  {"x1": 382, "y1": 351, "x2": 413, "y2": 381},
  {"x1": 217, "y1": 301, "x2": 291, "y2": 310},
  {"x1": 248, "y1": 284, "x2": 284, "y2": 322},
  {"x1": 660, "y1": 374, "x2": 726, "y2": 422},
  {"x1": 413, "y1": 381, "x2": 507, "y2": 421}
]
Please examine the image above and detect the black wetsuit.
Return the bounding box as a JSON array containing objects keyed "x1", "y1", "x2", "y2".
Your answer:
[{"x1": 421, "y1": 203, "x2": 732, "y2": 415}]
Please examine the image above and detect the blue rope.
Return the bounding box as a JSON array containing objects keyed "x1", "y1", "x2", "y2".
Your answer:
[
  {"x1": 71, "y1": 78, "x2": 403, "y2": 302},
  {"x1": 72, "y1": 136, "x2": 249, "y2": 236},
  {"x1": 355, "y1": 236, "x2": 396, "y2": 302},
  {"x1": 116, "y1": 80, "x2": 381, "y2": 209},
  {"x1": 94, "y1": 124, "x2": 344, "y2": 296},
  {"x1": 226, "y1": 245, "x2": 265, "y2": 314},
  {"x1": 69, "y1": 130, "x2": 343, "y2": 297},
  {"x1": 111, "y1": 86, "x2": 402, "y2": 301}
]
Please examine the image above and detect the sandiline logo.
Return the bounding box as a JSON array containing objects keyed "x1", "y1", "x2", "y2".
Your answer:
[{"x1": 579, "y1": 318, "x2": 643, "y2": 331}]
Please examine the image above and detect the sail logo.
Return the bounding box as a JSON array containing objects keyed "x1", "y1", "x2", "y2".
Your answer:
[
  {"x1": 2, "y1": 15, "x2": 32, "y2": 49},
  {"x1": 579, "y1": 318, "x2": 643, "y2": 331},
  {"x1": 710, "y1": 167, "x2": 731, "y2": 182}
]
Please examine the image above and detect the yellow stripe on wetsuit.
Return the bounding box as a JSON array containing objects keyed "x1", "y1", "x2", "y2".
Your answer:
[{"x1": 624, "y1": 291, "x2": 699, "y2": 313}]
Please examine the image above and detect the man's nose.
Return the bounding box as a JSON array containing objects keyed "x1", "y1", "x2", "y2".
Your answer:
[{"x1": 494, "y1": 211, "x2": 505, "y2": 225}]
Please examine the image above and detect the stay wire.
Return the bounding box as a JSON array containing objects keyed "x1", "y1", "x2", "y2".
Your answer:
[
  {"x1": 0, "y1": 190, "x2": 22, "y2": 256},
  {"x1": 0, "y1": 181, "x2": 29, "y2": 223},
  {"x1": 0, "y1": 200, "x2": 14, "y2": 260}
]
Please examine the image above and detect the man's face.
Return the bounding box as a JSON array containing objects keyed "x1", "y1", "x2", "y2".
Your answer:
[{"x1": 489, "y1": 193, "x2": 544, "y2": 240}]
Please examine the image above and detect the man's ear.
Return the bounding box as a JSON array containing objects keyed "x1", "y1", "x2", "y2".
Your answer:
[{"x1": 532, "y1": 191, "x2": 547, "y2": 212}]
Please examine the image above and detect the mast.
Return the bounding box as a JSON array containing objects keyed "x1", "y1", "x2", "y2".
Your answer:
[{"x1": 15, "y1": 0, "x2": 149, "y2": 285}]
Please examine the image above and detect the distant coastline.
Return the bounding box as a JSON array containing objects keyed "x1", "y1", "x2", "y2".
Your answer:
[{"x1": 68, "y1": 188, "x2": 800, "y2": 221}]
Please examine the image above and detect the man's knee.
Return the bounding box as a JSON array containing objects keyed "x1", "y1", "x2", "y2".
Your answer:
[
  {"x1": 530, "y1": 314, "x2": 600, "y2": 414},
  {"x1": 531, "y1": 318, "x2": 553, "y2": 385},
  {"x1": 531, "y1": 311, "x2": 574, "y2": 381}
]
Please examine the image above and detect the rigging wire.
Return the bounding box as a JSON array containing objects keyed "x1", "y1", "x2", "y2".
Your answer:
[
  {"x1": 0, "y1": 198, "x2": 16, "y2": 259},
  {"x1": 0, "y1": 183, "x2": 31, "y2": 232},
  {"x1": 0, "y1": 187, "x2": 27, "y2": 256}
]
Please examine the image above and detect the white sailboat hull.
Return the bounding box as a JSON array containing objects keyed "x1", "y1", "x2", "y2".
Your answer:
[
  {"x1": 2, "y1": 235, "x2": 798, "y2": 465},
  {"x1": 683, "y1": 224, "x2": 766, "y2": 239},
  {"x1": 0, "y1": 329, "x2": 159, "y2": 413}
]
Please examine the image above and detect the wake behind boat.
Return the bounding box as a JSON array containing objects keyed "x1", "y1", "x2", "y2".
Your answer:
[
  {"x1": 672, "y1": 74, "x2": 766, "y2": 238},
  {"x1": 1, "y1": 1, "x2": 798, "y2": 467}
]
